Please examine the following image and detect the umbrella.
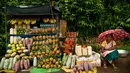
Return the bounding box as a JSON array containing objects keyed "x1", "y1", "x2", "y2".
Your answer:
[{"x1": 98, "y1": 29, "x2": 130, "y2": 43}]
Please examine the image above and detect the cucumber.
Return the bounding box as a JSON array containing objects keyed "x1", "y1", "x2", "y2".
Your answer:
[
  {"x1": 3, "y1": 59, "x2": 10, "y2": 70},
  {"x1": 71, "y1": 55, "x2": 76, "y2": 68},
  {"x1": 8, "y1": 57, "x2": 13, "y2": 70},
  {"x1": 66, "y1": 53, "x2": 72, "y2": 69},
  {"x1": 13, "y1": 56, "x2": 17, "y2": 66},
  {"x1": 63, "y1": 56, "x2": 68, "y2": 66},
  {"x1": 0, "y1": 57, "x2": 6, "y2": 69},
  {"x1": 33, "y1": 57, "x2": 37, "y2": 67},
  {"x1": 62, "y1": 53, "x2": 67, "y2": 63}
]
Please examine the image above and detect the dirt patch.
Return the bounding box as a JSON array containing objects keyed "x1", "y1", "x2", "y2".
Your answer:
[{"x1": 97, "y1": 56, "x2": 130, "y2": 73}]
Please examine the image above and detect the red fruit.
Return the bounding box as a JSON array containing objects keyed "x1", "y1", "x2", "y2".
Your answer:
[{"x1": 82, "y1": 45, "x2": 86, "y2": 48}]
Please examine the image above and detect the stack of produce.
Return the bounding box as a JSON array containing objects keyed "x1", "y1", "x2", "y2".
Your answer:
[
  {"x1": 30, "y1": 17, "x2": 61, "y2": 69},
  {"x1": 31, "y1": 27, "x2": 57, "y2": 34},
  {"x1": 62, "y1": 53, "x2": 77, "y2": 69},
  {"x1": 31, "y1": 35, "x2": 62, "y2": 69},
  {"x1": 0, "y1": 37, "x2": 33, "y2": 72},
  {"x1": 72, "y1": 61, "x2": 94, "y2": 73},
  {"x1": 64, "y1": 38, "x2": 75, "y2": 55},
  {"x1": 10, "y1": 18, "x2": 37, "y2": 35}
]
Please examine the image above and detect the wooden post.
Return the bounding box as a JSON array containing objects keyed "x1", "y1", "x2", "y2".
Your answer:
[
  {"x1": 51, "y1": 0, "x2": 54, "y2": 7},
  {"x1": 56, "y1": 15, "x2": 60, "y2": 36},
  {"x1": 60, "y1": 20, "x2": 67, "y2": 37}
]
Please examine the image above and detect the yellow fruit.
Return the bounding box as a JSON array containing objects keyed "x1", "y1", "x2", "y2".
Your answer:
[
  {"x1": 10, "y1": 19, "x2": 17, "y2": 25},
  {"x1": 18, "y1": 19, "x2": 22, "y2": 25},
  {"x1": 31, "y1": 20, "x2": 36, "y2": 24},
  {"x1": 51, "y1": 65, "x2": 54, "y2": 68},
  {"x1": 46, "y1": 50, "x2": 50, "y2": 54},
  {"x1": 56, "y1": 61, "x2": 59, "y2": 65},
  {"x1": 7, "y1": 50, "x2": 13, "y2": 54},
  {"x1": 12, "y1": 49, "x2": 17, "y2": 52},
  {"x1": 42, "y1": 52, "x2": 45, "y2": 55},
  {"x1": 38, "y1": 64, "x2": 41, "y2": 68},
  {"x1": 42, "y1": 65, "x2": 45, "y2": 68},
  {"x1": 15, "y1": 55, "x2": 20, "y2": 59},
  {"x1": 54, "y1": 48, "x2": 57, "y2": 52},
  {"x1": 58, "y1": 65, "x2": 61, "y2": 68},
  {"x1": 50, "y1": 57, "x2": 53, "y2": 61},
  {"x1": 34, "y1": 52, "x2": 38, "y2": 55},
  {"x1": 56, "y1": 50, "x2": 60, "y2": 54},
  {"x1": 46, "y1": 64, "x2": 50, "y2": 69},
  {"x1": 30, "y1": 52, "x2": 33, "y2": 56},
  {"x1": 53, "y1": 65, "x2": 57, "y2": 68},
  {"x1": 42, "y1": 59, "x2": 45, "y2": 63},
  {"x1": 38, "y1": 52, "x2": 41, "y2": 55},
  {"x1": 43, "y1": 18, "x2": 49, "y2": 23},
  {"x1": 53, "y1": 59, "x2": 56, "y2": 63},
  {"x1": 46, "y1": 59, "x2": 49, "y2": 62},
  {"x1": 40, "y1": 61, "x2": 43, "y2": 65}
]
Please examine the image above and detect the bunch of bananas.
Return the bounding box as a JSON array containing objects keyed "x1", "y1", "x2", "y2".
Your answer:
[
  {"x1": 31, "y1": 19, "x2": 37, "y2": 25},
  {"x1": 10, "y1": 19, "x2": 17, "y2": 25},
  {"x1": 10, "y1": 18, "x2": 37, "y2": 25},
  {"x1": 43, "y1": 18, "x2": 56, "y2": 23}
]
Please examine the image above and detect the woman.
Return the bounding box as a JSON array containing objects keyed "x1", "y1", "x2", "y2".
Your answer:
[{"x1": 100, "y1": 34, "x2": 119, "y2": 69}]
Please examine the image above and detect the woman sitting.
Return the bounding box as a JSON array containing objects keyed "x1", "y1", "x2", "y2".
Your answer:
[{"x1": 100, "y1": 34, "x2": 119, "y2": 70}]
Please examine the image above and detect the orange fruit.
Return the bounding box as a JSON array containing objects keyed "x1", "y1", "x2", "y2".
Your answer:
[{"x1": 50, "y1": 57, "x2": 53, "y2": 61}]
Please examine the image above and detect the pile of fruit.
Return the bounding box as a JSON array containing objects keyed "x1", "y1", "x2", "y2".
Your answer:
[
  {"x1": 30, "y1": 34, "x2": 61, "y2": 69},
  {"x1": 32, "y1": 35, "x2": 58, "y2": 40},
  {"x1": 72, "y1": 61, "x2": 94, "y2": 73},
  {"x1": 64, "y1": 38, "x2": 75, "y2": 55},
  {"x1": 0, "y1": 37, "x2": 33, "y2": 72},
  {"x1": 31, "y1": 27, "x2": 57, "y2": 34},
  {"x1": 17, "y1": 28, "x2": 25, "y2": 35},
  {"x1": 37, "y1": 57, "x2": 61, "y2": 68}
]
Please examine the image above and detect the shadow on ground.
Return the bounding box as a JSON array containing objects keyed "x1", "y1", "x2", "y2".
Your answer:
[{"x1": 97, "y1": 56, "x2": 130, "y2": 73}]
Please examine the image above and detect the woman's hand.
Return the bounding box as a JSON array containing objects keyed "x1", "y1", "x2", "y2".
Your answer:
[{"x1": 109, "y1": 46, "x2": 117, "y2": 50}]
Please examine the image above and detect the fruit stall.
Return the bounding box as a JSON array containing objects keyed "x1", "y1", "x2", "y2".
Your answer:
[
  {"x1": 0, "y1": 4, "x2": 62, "y2": 73},
  {"x1": 60, "y1": 32, "x2": 101, "y2": 73},
  {"x1": 0, "y1": 4, "x2": 101, "y2": 73}
]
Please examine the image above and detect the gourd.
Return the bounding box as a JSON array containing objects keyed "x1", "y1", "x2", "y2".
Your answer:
[
  {"x1": 14, "y1": 60, "x2": 20, "y2": 72},
  {"x1": 8, "y1": 57, "x2": 13, "y2": 70},
  {"x1": 66, "y1": 53, "x2": 72, "y2": 69},
  {"x1": 3, "y1": 59, "x2": 10, "y2": 70},
  {"x1": 0, "y1": 57, "x2": 6, "y2": 69},
  {"x1": 24, "y1": 60, "x2": 28, "y2": 69},
  {"x1": 72, "y1": 67, "x2": 77, "y2": 73},
  {"x1": 88, "y1": 63, "x2": 93, "y2": 71},
  {"x1": 83, "y1": 61, "x2": 88, "y2": 72},
  {"x1": 20, "y1": 60, "x2": 24, "y2": 69},
  {"x1": 13, "y1": 56, "x2": 17, "y2": 66},
  {"x1": 71, "y1": 55, "x2": 76, "y2": 68},
  {"x1": 27, "y1": 59, "x2": 30, "y2": 68},
  {"x1": 33, "y1": 57, "x2": 37, "y2": 67},
  {"x1": 62, "y1": 53, "x2": 67, "y2": 63},
  {"x1": 63, "y1": 56, "x2": 68, "y2": 66}
]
